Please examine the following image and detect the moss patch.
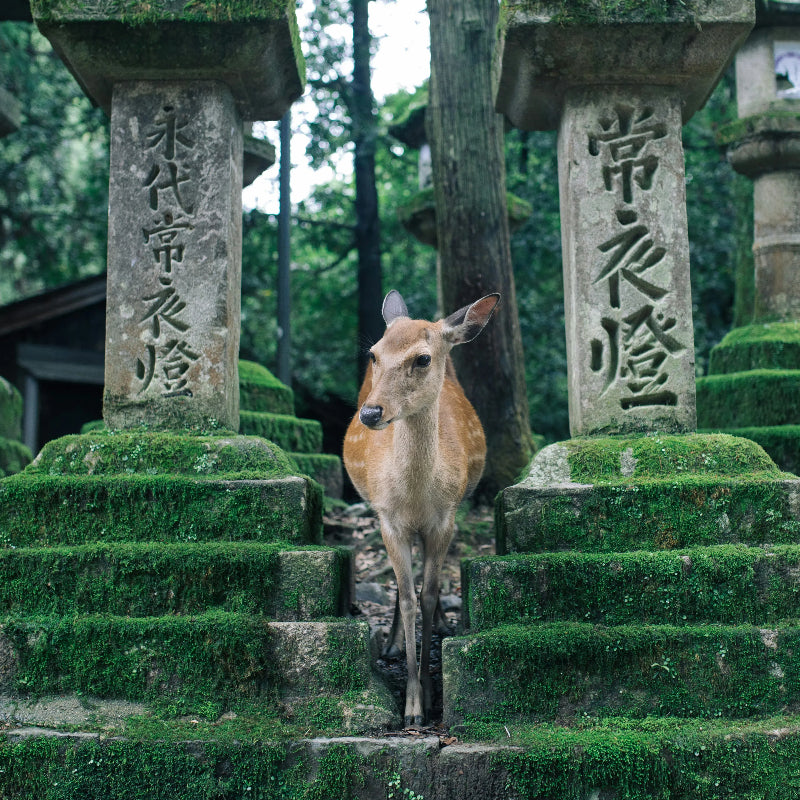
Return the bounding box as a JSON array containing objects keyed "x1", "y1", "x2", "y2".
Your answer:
[
  {"x1": 239, "y1": 359, "x2": 294, "y2": 415},
  {"x1": 2, "y1": 614, "x2": 370, "y2": 707},
  {"x1": 708, "y1": 322, "x2": 800, "y2": 374},
  {"x1": 0, "y1": 378, "x2": 22, "y2": 442},
  {"x1": 29, "y1": 431, "x2": 298, "y2": 478},
  {"x1": 0, "y1": 472, "x2": 322, "y2": 547},
  {"x1": 239, "y1": 411, "x2": 322, "y2": 453},
  {"x1": 0, "y1": 438, "x2": 32, "y2": 477},
  {"x1": 559, "y1": 433, "x2": 781, "y2": 484},
  {"x1": 696, "y1": 370, "x2": 800, "y2": 429},
  {"x1": 0, "y1": 542, "x2": 347, "y2": 619},
  {"x1": 444, "y1": 621, "x2": 800, "y2": 724},
  {"x1": 466, "y1": 544, "x2": 800, "y2": 630},
  {"x1": 704, "y1": 425, "x2": 800, "y2": 476}
]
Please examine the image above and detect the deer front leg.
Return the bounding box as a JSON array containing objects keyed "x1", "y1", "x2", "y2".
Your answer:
[
  {"x1": 418, "y1": 532, "x2": 450, "y2": 723},
  {"x1": 381, "y1": 524, "x2": 424, "y2": 728}
]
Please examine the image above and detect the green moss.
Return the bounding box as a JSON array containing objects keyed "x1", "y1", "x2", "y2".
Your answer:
[
  {"x1": 239, "y1": 359, "x2": 294, "y2": 415},
  {"x1": 0, "y1": 438, "x2": 32, "y2": 477},
  {"x1": 716, "y1": 110, "x2": 800, "y2": 147},
  {"x1": 239, "y1": 411, "x2": 322, "y2": 453},
  {"x1": 28, "y1": 431, "x2": 298, "y2": 478},
  {"x1": 709, "y1": 425, "x2": 800, "y2": 476},
  {"x1": 708, "y1": 322, "x2": 800, "y2": 374},
  {"x1": 696, "y1": 370, "x2": 800, "y2": 429},
  {"x1": 0, "y1": 471, "x2": 322, "y2": 547},
  {"x1": 446, "y1": 622, "x2": 800, "y2": 723},
  {"x1": 31, "y1": 0, "x2": 297, "y2": 24},
  {"x1": 466, "y1": 545, "x2": 800, "y2": 630},
  {"x1": 562, "y1": 433, "x2": 781, "y2": 484},
  {"x1": 502, "y1": 0, "x2": 702, "y2": 26},
  {"x1": 499, "y1": 475, "x2": 800, "y2": 554},
  {"x1": 0, "y1": 542, "x2": 347, "y2": 619},
  {"x1": 3, "y1": 613, "x2": 369, "y2": 706}
]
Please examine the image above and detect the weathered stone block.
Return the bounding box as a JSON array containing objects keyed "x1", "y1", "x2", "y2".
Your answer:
[
  {"x1": 103, "y1": 82, "x2": 242, "y2": 431},
  {"x1": 444, "y1": 622, "x2": 800, "y2": 725},
  {"x1": 496, "y1": 0, "x2": 754, "y2": 130},
  {"x1": 464, "y1": 545, "x2": 800, "y2": 631},
  {"x1": 30, "y1": 0, "x2": 304, "y2": 119},
  {"x1": 0, "y1": 543, "x2": 350, "y2": 619},
  {"x1": 0, "y1": 614, "x2": 371, "y2": 704}
]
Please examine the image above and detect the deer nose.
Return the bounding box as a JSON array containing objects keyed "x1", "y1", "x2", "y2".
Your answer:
[{"x1": 360, "y1": 405, "x2": 384, "y2": 428}]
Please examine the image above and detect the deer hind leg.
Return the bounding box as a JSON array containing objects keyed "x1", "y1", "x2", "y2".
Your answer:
[
  {"x1": 385, "y1": 588, "x2": 449, "y2": 658},
  {"x1": 380, "y1": 521, "x2": 424, "y2": 728}
]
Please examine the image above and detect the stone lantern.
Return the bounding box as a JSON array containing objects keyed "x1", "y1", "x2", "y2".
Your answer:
[{"x1": 697, "y1": 0, "x2": 800, "y2": 471}]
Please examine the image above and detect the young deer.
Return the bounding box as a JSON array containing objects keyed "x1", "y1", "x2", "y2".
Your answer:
[{"x1": 343, "y1": 289, "x2": 499, "y2": 727}]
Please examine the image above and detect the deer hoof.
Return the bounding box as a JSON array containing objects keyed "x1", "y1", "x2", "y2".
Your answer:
[
  {"x1": 404, "y1": 715, "x2": 425, "y2": 730},
  {"x1": 382, "y1": 643, "x2": 404, "y2": 659}
]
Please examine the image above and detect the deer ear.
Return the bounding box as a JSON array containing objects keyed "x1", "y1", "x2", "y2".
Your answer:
[
  {"x1": 382, "y1": 290, "x2": 409, "y2": 325},
  {"x1": 442, "y1": 293, "x2": 500, "y2": 345}
]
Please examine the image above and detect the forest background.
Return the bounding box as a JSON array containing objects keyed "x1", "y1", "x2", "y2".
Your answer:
[{"x1": 0, "y1": 1, "x2": 753, "y2": 454}]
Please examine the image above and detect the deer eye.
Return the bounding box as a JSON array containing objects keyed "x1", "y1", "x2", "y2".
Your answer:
[
  {"x1": 369, "y1": 351, "x2": 377, "y2": 364},
  {"x1": 415, "y1": 354, "x2": 431, "y2": 368}
]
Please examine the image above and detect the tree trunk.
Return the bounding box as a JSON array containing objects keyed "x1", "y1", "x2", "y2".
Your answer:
[
  {"x1": 351, "y1": 0, "x2": 383, "y2": 381},
  {"x1": 427, "y1": 0, "x2": 533, "y2": 500}
]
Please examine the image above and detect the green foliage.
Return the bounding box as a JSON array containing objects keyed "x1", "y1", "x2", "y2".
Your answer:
[{"x1": 0, "y1": 23, "x2": 108, "y2": 304}]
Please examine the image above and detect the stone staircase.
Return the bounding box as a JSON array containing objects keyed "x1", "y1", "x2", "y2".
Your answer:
[
  {"x1": 0, "y1": 424, "x2": 398, "y2": 793},
  {"x1": 237, "y1": 359, "x2": 343, "y2": 499},
  {"x1": 443, "y1": 433, "x2": 800, "y2": 797}
]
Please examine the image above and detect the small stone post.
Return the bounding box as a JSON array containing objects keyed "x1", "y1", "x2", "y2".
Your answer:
[
  {"x1": 495, "y1": 1, "x2": 753, "y2": 437},
  {"x1": 31, "y1": 1, "x2": 303, "y2": 432},
  {"x1": 727, "y1": 6, "x2": 800, "y2": 322}
]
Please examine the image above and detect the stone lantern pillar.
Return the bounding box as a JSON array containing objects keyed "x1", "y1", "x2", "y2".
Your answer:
[
  {"x1": 697, "y1": 0, "x2": 800, "y2": 471},
  {"x1": 31, "y1": 0, "x2": 303, "y2": 433}
]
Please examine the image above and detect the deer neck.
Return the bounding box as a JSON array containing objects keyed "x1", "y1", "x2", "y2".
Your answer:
[{"x1": 392, "y1": 398, "x2": 440, "y2": 485}]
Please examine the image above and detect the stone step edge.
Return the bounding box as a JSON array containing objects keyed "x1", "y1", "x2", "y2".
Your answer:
[
  {"x1": 462, "y1": 543, "x2": 800, "y2": 630},
  {"x1": 3, "y1": 718, "x2": 800, "y2": 800},
  {"x1": 0, "y1": 474, "x2": 323, "y2": 546},
  {"x1": 0, "y1": 542, "x2": 352, "y2": 619},
  {"x1": 0, "y1": 615, "x2": 371, "y2": 707},
  {"x1": 443, "y1": 621, "x2": 800, "y2": 725}
]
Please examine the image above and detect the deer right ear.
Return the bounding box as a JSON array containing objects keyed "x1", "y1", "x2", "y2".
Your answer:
[{"x1": 382, "y1": 290, "x2": 409, "y2": 326}]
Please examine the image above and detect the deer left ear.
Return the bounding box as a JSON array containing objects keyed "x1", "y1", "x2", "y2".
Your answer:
[
  {"x1": 382, "y1": 290, "x2": 410, "y2": 326},
  {"x1": 442, "y1": 293, "x2": 500, "y2": 345}
]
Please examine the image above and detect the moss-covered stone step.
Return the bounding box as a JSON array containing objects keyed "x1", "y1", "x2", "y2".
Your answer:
[
  {"x1": 0, "y1": 473, "x2": 322, "y2": 547},
  {"x1": 291, "y1": 452, "x2": 343, "y2": 499},
  {"x1": 708, "y1": 321, "x2": 800, "y2": 374},
  {"x1": 5, "y1": 716, "x2": 800, "y2": 799},
  {"x1": 0, "y1": 542, "x2": 350, "y2": 619},
  {"x1": 239, "y1": 410, "x2": 322, "y2": 453},
  {"x1": 444, "y1": 622, "x2": 800, "y2": 726},
  {"x1": 464, "y1": 545, "x2": 800, "y2": 631},
  {"x1": 239, "y1": 359, "x2": 294, "y2": 415},
  {"x1": 696, "y1": 369, "x2": 800, "y2": 429},
  {"x1": 698, "y1": 425, "x2": 800, "y2": 476},
  {"x1": 497, "y1": 435, "x2": 800, "y2": 554},
  {"x1": 0, "y1": 614, "x2": 370, "y2": 707}
]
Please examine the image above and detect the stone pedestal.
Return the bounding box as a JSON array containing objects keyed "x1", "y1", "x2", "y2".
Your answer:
[
  {"x1": 31, "y1": 0, "x2": 304, "y2": 431},
  {"x1": 104, "y1": 81, "x2": 243, "y2": 431},
  {"x1": 558, "y1": 86, "x2": 695, "y2": 435},
  {"x1": 496, "y1": 0, "x2": 753, "y2": 436}
]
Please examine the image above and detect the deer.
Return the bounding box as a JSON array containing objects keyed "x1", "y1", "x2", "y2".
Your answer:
[{"x1": 343, "y1": 289, "x2": 499, "y2": 727}]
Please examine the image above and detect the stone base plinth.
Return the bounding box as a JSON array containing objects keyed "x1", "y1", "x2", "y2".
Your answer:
[{"x1": 497, "y1": 434, "x2": 799, "y2": 555}]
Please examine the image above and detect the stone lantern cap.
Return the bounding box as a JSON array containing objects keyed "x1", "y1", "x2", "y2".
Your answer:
[
  {"x1": 29, "y1": 0, "x2": 305, "y2": 120},
  {"x1": 495, "y1": 0, "x2": 754, "y2": 130}
]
